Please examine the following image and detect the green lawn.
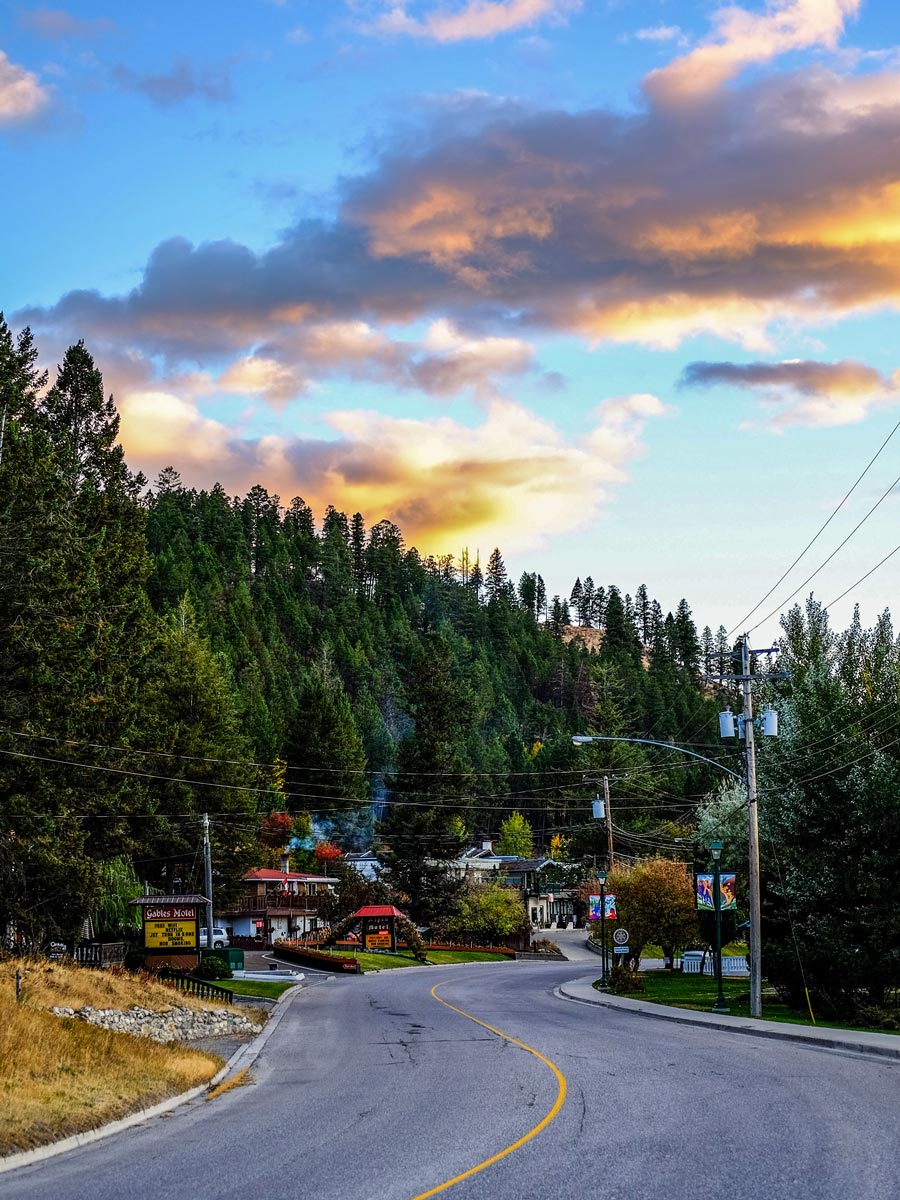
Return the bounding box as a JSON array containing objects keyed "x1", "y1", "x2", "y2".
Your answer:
[
  {"x1": 611, "y1": 970, "x2": 900, "y2": 1034},
  {"x1": 623, "y1": 943, "x2": 747, "y2": 959},
  {"x1": 216, "y1": 978, "x2": 298, "y2": 999}
]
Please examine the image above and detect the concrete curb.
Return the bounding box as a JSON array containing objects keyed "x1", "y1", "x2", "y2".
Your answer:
[
  {"x1": 0, "y1": 982, "x2": 308, "y2": 1176},
  {"x1": 556, "y1": 975, "x2": 900, "y2": 1062}
]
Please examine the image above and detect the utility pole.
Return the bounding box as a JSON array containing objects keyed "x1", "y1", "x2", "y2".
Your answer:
[
  {"x1": 202, "y1": 812, "x2": 214, "y2": 954},
  {"x1": 742, "y1": 635, "x2": 763, "y2": 1020},
  {"x1": 709, "y1": 633, "x2": 784, "y2": 1020},
  {"x1": 603, "y1": 775, "x2": 614, "y2": 870}
]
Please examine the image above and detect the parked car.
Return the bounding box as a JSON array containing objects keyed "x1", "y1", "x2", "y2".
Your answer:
[{"x1": 199, "y1": 927, "x2": 230, "y2": 949}]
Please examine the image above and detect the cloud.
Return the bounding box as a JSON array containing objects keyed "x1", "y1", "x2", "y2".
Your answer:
[
  {"x1": 219, "y1": 356, "x2": 309, "y2": 406},
  {"x1": 633, "y1": 26, "x2": 686, "y2": 45},
  {"x1": 117, "y1": 387, "x2": 664, "y2": 553},
  {"x1": 370, "y1": 0, "x2": 581, "y2": 43},
  {"x1": 112, "y1": 58, "x2": 232, "y2": 107},
  {"x1": 645, "y1": 0, "x2": 860, "y2": 107},
  {"x1": 0, "y1": 50, "x2": 50, "y2": 124},
  {"x1": 680, "y1": 357, "x2": 900, "y2": 428},
  {"x1": 229, "y1": 319, "x2": 538, "y2": 402},
  {"x1": 19, "y1": 8, "x2": 115, "y2": 39},
  {"x1": 20, "y1": 2, "x2": 900, "y2": 359}
]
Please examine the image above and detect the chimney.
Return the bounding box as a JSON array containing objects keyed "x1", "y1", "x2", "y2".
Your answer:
[
  {"x1": 482, "y1": 839, "x2": 492, "y2": 853},
  {"x1": 280, "y1": 851, "x2": 290, "y2": 874}
]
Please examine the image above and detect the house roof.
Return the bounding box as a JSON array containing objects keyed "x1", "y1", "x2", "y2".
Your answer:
[
  {"x1": 500, "y1": 857, "x2": 554, "y2": 872},
  {"x1": 243, "y1": 868, "x2": 334, "y2": 884},
  {"x1": 352, "y1": 905, "x2": 407, "y2": 919},
  {"x1": 131, "y1": 894, "x2": 209, "y2": 906}
]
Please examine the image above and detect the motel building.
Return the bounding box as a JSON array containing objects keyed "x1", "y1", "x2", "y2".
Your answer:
[{"x1": 219, "y1": 860, "x2": 337, "y2": 947}]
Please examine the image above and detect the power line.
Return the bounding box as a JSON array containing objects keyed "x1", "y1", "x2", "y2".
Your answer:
[
  {"x1": 727, "y1": 411, "x2": 900, "y2": 637},
  {"x1": 746, "y1": 463, "x2": 900, "y2": 636}
]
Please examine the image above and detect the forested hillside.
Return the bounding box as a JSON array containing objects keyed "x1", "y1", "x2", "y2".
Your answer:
[{"x1": 0, "y1": 320, "x2": 720, "y2": 945}]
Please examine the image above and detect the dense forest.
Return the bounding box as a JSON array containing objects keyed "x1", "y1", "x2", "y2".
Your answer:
[
  {"x1": 0, "y1": 319, "x2": 720, "y2": 944},
  {"x1": 5, "y1": 319, "x2": 898, "y2": 1021}
]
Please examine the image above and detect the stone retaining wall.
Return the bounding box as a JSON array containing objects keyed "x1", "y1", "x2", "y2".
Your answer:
[{"x1": 51, "y1": 1004, "x2": 258, "y2": 1044}]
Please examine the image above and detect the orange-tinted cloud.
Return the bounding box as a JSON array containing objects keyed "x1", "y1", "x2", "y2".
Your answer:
[
  {"x1": 117, "y1": 388, "x2": 665, "y2": 553},
  {"x1": 18, "y1": 2, "x2": 900, "y2": 359},
  {"x1": 681, "y1": 358, "x2": 900, "y2": 428}
]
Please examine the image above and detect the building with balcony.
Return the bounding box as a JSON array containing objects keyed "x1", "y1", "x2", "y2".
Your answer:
[{"x1": 219, "y1": 866, "x2": 337, "y2": 947}]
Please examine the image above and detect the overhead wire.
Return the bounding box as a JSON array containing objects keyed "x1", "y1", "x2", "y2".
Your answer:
[
  {"x1": 745, "y1": 463, "x2": 900, "y2": 637},
  {"x1": 727, "y1": 410, "x2": 900, "y2": 637}
]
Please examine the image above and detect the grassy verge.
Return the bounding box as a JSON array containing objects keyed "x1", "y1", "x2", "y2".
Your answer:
[
  {"x1": 612, "y1": 970, "x2": 900, "y2": 1034},
  {"x1": 0, "y1": 956, "x2": 223, "y2": 1156},
  {"x1": 307, "y1": 947, "x2": 511, "y2": 972},
  {"x1": 215, "y1": 979, "x2": 297, "y2": 1000},
  {"x1": 427, "y1": 950, "x2": 510, "y2": 965}
]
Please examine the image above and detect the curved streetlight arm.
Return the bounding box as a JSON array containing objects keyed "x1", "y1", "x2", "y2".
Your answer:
[{"x1": 572, "y1": 734, "x2": 743, "y2": 783}]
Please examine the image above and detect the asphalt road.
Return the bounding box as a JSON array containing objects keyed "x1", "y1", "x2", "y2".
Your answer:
[{"x1": 4, "y1": 960, "x2": 898, "y2": 1200}]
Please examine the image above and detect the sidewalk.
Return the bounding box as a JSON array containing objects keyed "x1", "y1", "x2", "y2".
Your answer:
[{"x1": 558, "y1": 974, "x2": 900, "y2": 1061}]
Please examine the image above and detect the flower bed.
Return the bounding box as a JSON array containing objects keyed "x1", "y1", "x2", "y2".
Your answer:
[{"x1": 275, "y1": 942, "x2": 360, "y2": 974}]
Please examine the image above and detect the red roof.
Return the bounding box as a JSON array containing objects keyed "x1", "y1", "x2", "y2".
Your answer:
[
  {"x1": 243, "y1": 868, "x2": 333, "y2": 883},
  {"x1": 352, "y1": 905, "x2": 407, "y2": 919}
]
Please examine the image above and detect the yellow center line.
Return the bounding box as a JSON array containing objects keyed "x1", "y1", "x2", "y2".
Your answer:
[{"x1": 409, "y1": 982, "x2": 568, "y2": 1200}]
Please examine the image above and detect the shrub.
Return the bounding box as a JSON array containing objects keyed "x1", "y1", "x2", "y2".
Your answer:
[
  {"x1": 609, "y1": 964, "x2": 645, "y2": 994},
  {"x1": 531, "y1": 938, "x2": 561, "y2": 954},
  {"x1": 193, "y1": 955, "x2": 232, "y2": 980}
]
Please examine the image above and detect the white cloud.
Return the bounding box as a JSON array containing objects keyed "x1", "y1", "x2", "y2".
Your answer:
[
  {"x1": 371, "y1": 0, "x2": 581, "y2": 43},
  {"x1": 645, "y1": 0, "x2": 860, "y2": 106},
  {"x1": 0, "y1": 50, "x2": 50, "y2": 124}
]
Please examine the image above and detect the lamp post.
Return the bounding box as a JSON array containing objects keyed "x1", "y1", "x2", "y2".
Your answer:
[
  {"x1": 709, "y1": 840, "x2": 729, "y2": 1014},
  {"x1": 573, "y1": 724, "x2": 774, "y2": 1019},
  {"x1": 597, "y1": 869, "x2": 609, "y2": 989}
]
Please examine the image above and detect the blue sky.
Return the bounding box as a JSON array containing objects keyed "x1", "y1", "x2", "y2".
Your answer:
[{"x1": 4, "y1": 0, "x2": 900, "y2": 644}]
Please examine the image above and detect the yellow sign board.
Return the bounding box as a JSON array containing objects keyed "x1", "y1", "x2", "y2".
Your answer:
[
  {"x1": 144, "y1": 919, "x2": 198, "y2": 949},
  {"x1": 365, "y1": 932, "x2": 391, "y2": 949}
]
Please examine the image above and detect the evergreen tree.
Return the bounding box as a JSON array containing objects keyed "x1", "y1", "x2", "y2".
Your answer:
[{"x1": 485, "y1": 548, "x2": 508, "y2": 602}]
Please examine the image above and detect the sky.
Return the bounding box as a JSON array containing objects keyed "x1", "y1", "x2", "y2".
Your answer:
[{"x1": 4, "y1": 0, "x2": 900, "y2": 645}]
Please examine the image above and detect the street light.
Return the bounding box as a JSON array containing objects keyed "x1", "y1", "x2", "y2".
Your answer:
[
  {"x1": 597, "y1": 869, "x2": 609, "y2": 990},
  {"x1": 571, "y1": 729, "x2": 766, "y2": 1016},
  {"x1": 709, "y1": 840, "x2": 729, "y2": 1014}
]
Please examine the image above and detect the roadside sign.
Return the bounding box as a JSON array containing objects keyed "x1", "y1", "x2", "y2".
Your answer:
[
  {"x1": 613, "y1": 945, "x2": 630, "y2": 954},
  {"x1": 613, "y1": 928, "x2": 629, "y2": 945}
]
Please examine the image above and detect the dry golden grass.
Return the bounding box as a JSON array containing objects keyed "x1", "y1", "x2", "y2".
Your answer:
[
  {"x1": 3, "y1": 956, "x2": 225, "y2": 1014},
  {"x1": 0, "y1": 956, "x2": 250, "y2": 1156},
  {"x1": 206, "y1": 1067, "x2": 251, "y2": 1101}
]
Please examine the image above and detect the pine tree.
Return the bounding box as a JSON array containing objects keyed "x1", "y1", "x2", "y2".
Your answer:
[
  {"x1": 41, "y1": 341, "x2": 132, "y2": 491},
  {"x1": 485, "y1": 548, "x2": 508, "y2": 601}
]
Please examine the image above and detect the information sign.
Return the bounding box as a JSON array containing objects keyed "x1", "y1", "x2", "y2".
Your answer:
[
  {"x1": 613, "y1": 928, "x2": 629, "y2": 945},
  {"x1": 145, "y1": 920, "x2": 198, "y2": 949},
  {"x1": 365, "y1": 932, "x2": 392, "y2": 949},
  {"x1": 142, "y1": 904, "x2": 199, "y2": 950},
  {"x1": 613, "y1": 945, "x2": 630, "y2": 954}
]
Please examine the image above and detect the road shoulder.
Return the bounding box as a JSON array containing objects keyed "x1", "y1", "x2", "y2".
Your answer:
[
  {"x1": 0, "y1": 983, "x2": 307, "y2": 1177},
  {"x1": 557, "y1": 974, "x2": 900, "y2": 1060}
]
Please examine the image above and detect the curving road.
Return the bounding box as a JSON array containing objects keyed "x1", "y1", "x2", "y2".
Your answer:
[{"x1": 3, "y1": 959, "x2": 898, "y2": 1200}]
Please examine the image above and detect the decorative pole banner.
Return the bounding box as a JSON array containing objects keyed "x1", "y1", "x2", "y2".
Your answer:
[
  {"x1": 696, "y1": 874, "x2": 737, "y2": 911},
  {"x1": 589, "y1": 894, "x2": 618, "y2": 919}
]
